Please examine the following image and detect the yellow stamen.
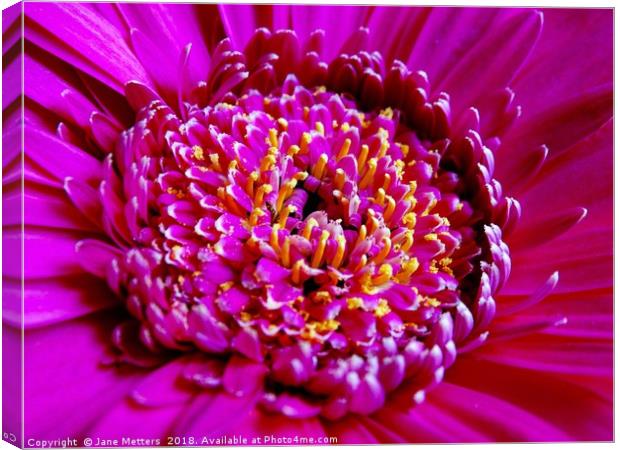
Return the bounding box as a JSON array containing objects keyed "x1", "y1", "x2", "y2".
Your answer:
[
  {"x1": 254, "y1": 184, "x2": 272, "y2": 207},
  {"x1": 302, "y1": 218, "x2": 318, "y2": 240},
  {"x1": 357, "y1": 144, "x2": 369, "y2": 174},
  {"x1": 268, "y1": 128, "x2": 279, "y2": 148},
  {"x1": 403, "y1": 212, "x2": 417, "y2": 229},
  {"x1": 334, "y1": 168, "x2": 346, "y2": 190},
  {"x1": 294, "y1": 171, "x2": 309, "y2": 181},
  {"x1": 377, "y1": 139, "x2": 389, "y2": 159},
  {"x1": 383, "y1": 196, "x2": 396, "y2": 221},
  {"x1": 400, "y1": 230, "x2": 414, "y2": 253},
  {"x1": 291, "y1": 260, "x2": 303, "y2": 284},
  {"x1": 246, "y1": 171, "x2": 259, "y2": 196},
  {"x1": 311, "y1": 230, "x2": 330, "y2": 268},
  {"x1": 248, "y1": 208, "x2": 264, "y2": 227},
  {"x1": 300, "y1": 132, "x2": 312, "y2": 154},
  {"x1": 359, "y1": 158, "x2": 378, "y2": 189},
  {"x1": 337, "y1": 138, "x2": 352, "y2": 160},
  {"x1": 315, "y1": 121, "x2": 325, "y2": 136},
  {"x1": 270, "y1": 224, "x2": 281, "y2": 252},
  {"x1": 375, "y1": 188, "x2": 386, "y2": 206},
  {"x1": 278, "y1": 205, "x2": 296, "y2": 228},
  {"x1": 353, "y1": 254, "x2": 368, "y2": 273},
  {"x1": 312, "y1": 153, "x2": 329, "y2": 179},
  {"x1": 276, "y1": 179, "x2": 297, "y2": 211},
  {"x1": 372, "y1": 237, "x2": 392, "y2": 265},
  {"x1": 395, "y1": 257, "x2": 419, "y2": 283},
  {"x1": 277, "y1": 118, "x2": 288, "y2": 130},
  {"x1": 331, "y1": 235, "x2": 347, "y2": 268},
  {"x1": 382, "y1": 174, "x2": 392, "y2": 191},
  {"x1": 287, "y1": 144, "x2": 301, "y2": 156},
  {"x1": 355, "y1": 224, "x2": 367, "y2": 247},
  {"x1": 260, "y1": 154, "x2": 277, "y2": 172},
  {"x1": 372, "y1": 263, "x2": 393, "y2": 285},
  {"x1": 281, "y1": 237, "x2": 291, "y2": 267}
]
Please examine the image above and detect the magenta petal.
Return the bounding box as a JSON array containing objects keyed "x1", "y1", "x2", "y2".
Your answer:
[{"x1": 222, "y1": 355, "x2": 267, "y2": 397}]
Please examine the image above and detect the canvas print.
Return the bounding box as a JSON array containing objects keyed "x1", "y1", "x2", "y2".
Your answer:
[{"x1": 2, "y1": 3, "x2": 614, "y2": 447}]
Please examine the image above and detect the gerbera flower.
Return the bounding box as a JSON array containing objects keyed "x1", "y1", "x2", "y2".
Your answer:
[{"x1": 3, "y1": 3, "x2": 612, "y2": 445}]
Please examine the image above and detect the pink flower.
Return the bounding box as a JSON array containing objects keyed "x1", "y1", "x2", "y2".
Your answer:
[{"x1": 4, "y1": 4, "x2": 612, "y2": 444}]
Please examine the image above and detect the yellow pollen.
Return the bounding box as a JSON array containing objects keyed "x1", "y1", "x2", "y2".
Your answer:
[
  {"x1": 312, "y1": 290, "x2": 332, "y2": 303},
  {"x1": 311, "y1": 230, "x2": 330, "y2": 268},
  {"x1": 424, "y1": 233, "x2": 438, "y2": 242},
  {"x1": 303, "y1": 106, "x2": 310, "y2": 120},
  {"x1": 403, "y1": 212, "x2": 417, "y2": 229},
  {"x1": 372, "y1": 264, "x2": 393, "y2": 286},
  {"x1": 394, "y1": 160, "x2": 405, "y2": 179},
  {"x1": 399, "y1": 230, "x2": 414, "y2": 253},
  {"x1": 166, "y1": 187, "x2": 185, "y2": 199},
  {"x1": 359, "y1": 158, "x2": 378, "y2": 189},
  {"x1": 347, "y1": 297, "x2": 364, "y2": 310},
  {"x1": 171, "y1": 245, "x2": 183, "y2": 260},
  {"x1": 192, "y1": 145, "x2": 205, "y2": 160},
  {"x1": 357, "y1": 144, "x2": 370, "y2": 174},
  {"x1": 399, "y1": 143, "x2": 410, "y2": 157},
  {"x1": 395, "y1": 257, "x2": 420, "y2": 283},
  {"x1": 380, "y1": 108, "x2": 394, "y2": 119},
  {"x1": 331, "y1": 234, "x2": 347, "y2": 268},
  {"x1": 209, "y1": 153, "x2": 221, "y2": 171},
  {"x1": 315, "y1": 121, "x2": 325, "y2": 136},
  {"x1": 337, "y1": 138, "x2": 352, "y2": 160},
  {"x1": 340, "y1": 122, "x2": 351, "y2": 132},
  {"x1": 302, "y1": 218, "x2": 319, "y2": 240},
  {"x1": 219, "y1": 281, "x2": 234, "y2": 292},
  {"x1": 240, "y1": 311, "x2": 253, "y2": 322},
  {"x1": 316, "y1": 319, "x2": 339, "y2": 332},
  {"x1": 228, "y1": 160, "x2": 238, "y2": 171},
  {"x1": 374, "y1": 298, "x2": 391, "y2": 318},
  {"x1": 424, "y1": 297, "x2": 441, "y2": 308}
]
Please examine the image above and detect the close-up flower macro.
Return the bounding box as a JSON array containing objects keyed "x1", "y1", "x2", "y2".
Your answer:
[{"x1": 2, "y1": 2, "x2": 614, "y2": 446}]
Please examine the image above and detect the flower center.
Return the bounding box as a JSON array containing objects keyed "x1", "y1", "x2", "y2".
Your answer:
[{"x1": 101, "y1": 28, "x2": 513, "y2": 419}]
